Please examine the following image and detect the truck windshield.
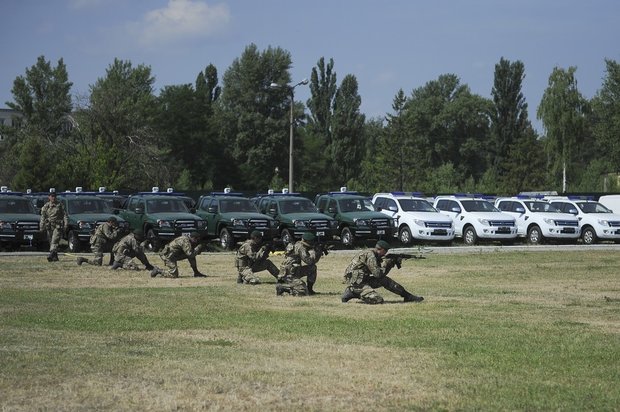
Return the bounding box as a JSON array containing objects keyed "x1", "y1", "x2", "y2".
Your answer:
[
  {"x1": 280, "y1": 199, "x2": 317, "y2": 214},
  {"x1": 399, "y1": 199, "x2": 436, "y2": 212},
  {"x1": 67, "y1": 198, "x2": 113, "y2": 214},
  {"x1": 146, "y1": 199, "x2": 189, "y2": 213},
  {"x1": 461, "y1": 200, "x2": 498, "y2": 213},
  {"x1": 220, "y1": 199, "x2": 257, "y2": 213},
  {"x1": 0, "y1": 198, "x2": 37, "y2": 214},
  {"x1": 339, "y1": 198, "x2": 376, "y2": 213},
  {"x1": 578, "y1": 202, "x2": 612, "y2": 214},
  {"x1": 524, "y1": 201, "x2": 560, "y2": 213}
]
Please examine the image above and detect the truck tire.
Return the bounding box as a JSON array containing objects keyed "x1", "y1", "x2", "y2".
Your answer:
[
  {"x1": 68, "y1": 230, "x2": 82, "y2": 252},
  {"x1": 146, "y1": 228, "x2": 160, "y2": 252},
  {"x1": 340, "y1": 227, "x2": 354, "y2": 247},
  {"x1": 527, "y1": 225, "x2": 543, "y2": 244},
  {"x1": 281, "y1": 229, "x2": 293, "y2": 247},
  {"x1": 219, "y1": 228, "x2": 234, "y2": 250},
  {"x1": 463, "y1": 226, "x2": 478, "y2": 245},
  {"x1": 399, "y1": 226, "x2": 413, "y2": 245}
]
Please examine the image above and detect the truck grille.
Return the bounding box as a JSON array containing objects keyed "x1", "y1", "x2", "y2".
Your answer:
[
  {"x1": 370, "y1": 218, "x2": 391, "y2": 228},
  {"x1": 426, "y1": 221, "x2": 452, "y2": 228},
  {"x1": 248, "y1": 219, "x2": 269, "y2": 229},
  {"x1": 16, "y1": 221, "x2": 39, "y2": 232},
  {"x1": 608, "y1": 221, "x2": 620, "y2": 228},
  {"x1": 554, "y1": 220, "x2": 578, "y2": 227},
  {"x1": 174, "y1": 220, "x2": 198, "y2": 230},
  {"x1": 309, "y1": 219, "x2": 330, "y2": 229},
  {"x1": 489, "y1": 220, "x2": 515, "y2": 227}
]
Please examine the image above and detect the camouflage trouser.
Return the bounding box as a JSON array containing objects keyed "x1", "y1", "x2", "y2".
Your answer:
[
  {"x1": 113, "y1": 251, "x2": 151, "y2": 270},
  {"x1": 238, "y1": 260, "x2": 280, "y2": 285},
  {"x1": 85, "y1": 241, "x2": 114, "y2": 266},
  {"x1": 155, "y1": 255, "x2": 197, "y2": 278},
  {"x1": 46, "y1": 226, "x2": 63, "y2": 252},
  {"x1": 279, "y1": 263, "x2": 317, "y2": 283},
  {"x1": 345, "y1": 276, "x2": 409, "y2": 304},
  {"x1": 276, "y1": 277, "x2": 309, "y2": 296}
]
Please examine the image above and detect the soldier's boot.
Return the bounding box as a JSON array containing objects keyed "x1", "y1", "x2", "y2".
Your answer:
[
  {"x1": 110, "y1": 261, "x2": 123, "y2": 270},
  {"x1": 150, "y1": 268, "x2": 161, "y2": 278},
  {"x1": 276, "y1": 284, "x2": 286, "y2": 296},
  {"x1": 107, "y1": 253, "x2": 114, "y2": 266},
  {"x1": 307, "y1": 281, "x2": 317, "y2": 295},
  {"x1": 76, "y1": 257, "x2": 88, "y2": 266},
  {"x1": 341, "y1": 287, "x2": 356, "y2": 303},
  {"x1": 47, "y1": 252, "x2": 54, "y2": 262},
  {"x1": 52, "y1": 251, "x2": 59, "y2": 261},
  {"x1": 144, "y1": 264, "x2": 154, "y2": 271},
  {"x1": 192, "y1": 268, "x2": 207, "y2": 278},
  {"x1": 403, "y1": 292, "x2": 424, "y2": 303},
  {"x1": 236, "y1": 274, "x2": 243, "y2": 284}
]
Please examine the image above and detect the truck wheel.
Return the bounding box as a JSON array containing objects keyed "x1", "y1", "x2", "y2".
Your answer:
[
  {"x1": 68, "y1": 231, "x2": 82, "y2": 252},
  {"x1": 581, "y1": 227, "x2": 597, "y2": 244},
  {"x1": 527, "y1": 225, "x2": 543, "y2": 244},
  {"x1": 340, "y1": 227, "x2": 354, "y2": 247},
  {"x1": 281, "y1": 229, "x2": 293, "y2": 247},
  {"x1": 399, "y1": 226, "x2": 413, "y2": 245},
  {"x1": 146, "y1": 229, "x2": 160, "y2": 252},
  {"x1": 463, "y1": 226, "x2": 478, "y2": 245},
  {"x1": 219, "y1": 228, "x2": 234, "y2": 250}
]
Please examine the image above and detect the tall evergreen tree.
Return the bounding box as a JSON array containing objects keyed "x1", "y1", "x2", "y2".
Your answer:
[
  {"x1": 219, "y1": 44, "x2": 295, "y2": 190},
  {"x1": 330, "y1": 74, "x2": 365, "y2": 186},
  {"x1": 590, "y1": 59, "x2": 620, "y2": 177}
]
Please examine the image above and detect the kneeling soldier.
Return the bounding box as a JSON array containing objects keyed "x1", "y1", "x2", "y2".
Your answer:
[
  {"x1": 77, "y1": 216, "x2": 122, "y2": 266},
  {"x1": 235, "y1": 230, "x2": 280, "y2": 284},
  {"x1": 110, "y1": 229, "x2": 154, "y2": 271},
  {"x1": 341, "y1": 240, "x2": 423, "y2": 304},
  {"x1": 150, "y1": 232, "x2": 207, "y2": 278},
  {"x1": 277, "y1": 232, "x2": 322, "y2": 295}
]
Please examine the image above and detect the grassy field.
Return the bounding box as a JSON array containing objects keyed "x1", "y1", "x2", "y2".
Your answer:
[{"x1": 1, "y1": 248, "x2": 619, "y2": 411}]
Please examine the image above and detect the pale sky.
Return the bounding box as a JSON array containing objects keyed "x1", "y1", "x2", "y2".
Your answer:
[{"x1": 2, "y1": 0, "x2": 619, "y2": 133}]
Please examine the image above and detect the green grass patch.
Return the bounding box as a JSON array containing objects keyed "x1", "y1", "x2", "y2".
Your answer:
[{"x1": 1, "y1": 250, "x2": 619, "y2": 410}]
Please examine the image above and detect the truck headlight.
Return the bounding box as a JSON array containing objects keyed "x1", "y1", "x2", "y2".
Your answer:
[
  {"x1": 355, "y1": 219, "x2": 369, "y2": 226},
  {"x1": 477, "y1": 218, "x2": 491, "y2": 226},
  {"x1": 293, "y1": 220, "x2": 308, "y2": 228},
  {"x1": 78, "y1": 221, "x2": 92, "y2": 229},
  {"x1": 157, "y1": 220, "x2": 173, "y2": 228}
]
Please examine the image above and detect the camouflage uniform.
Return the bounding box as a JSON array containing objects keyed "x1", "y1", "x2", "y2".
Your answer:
[
  {"x1": 39, "y1": 196, "x2": 68, "y2": 261},
  {"x1": 342, "y1": 249, "x2": 422, "y2": 304},
  {"x1": 111, "y1": 232, "x2": 153, "y2": 270},
  {"x1": 235, "y1": 238, "x2": 279, "y2": 284},
  {"x1": 80, "y1": 220, "x2": 122, "y2": 266},
  {"x1": 278, "y1": 239, "x2": 322, "y2": 294},
  {"x1": 151, "y1": 235, "x2": 206, "y2": 278}
]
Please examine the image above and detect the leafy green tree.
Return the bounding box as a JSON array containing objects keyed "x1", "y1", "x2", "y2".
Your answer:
[
  {"x1": 1, "y1": 56, "x2": 73, "y2": 189},
  {"x1": 590, "y1": 59, "x2": 620, "y2": 180},
  {"x1": 156, "y1": 64, "x2": 224, "y2": 190},
  {"x1": 300, "y1": 57, "x2": 338, "y2": 191},
  {"x1": 330, "y1": 74, "x2": 365, "y2": 186},
  {"x1": 83, "y1": 59, "x2": 166, "y2": 190},
  {"x1": 219, "y1": 44, "x2": 295, "y2": 190},
  {"x1": 402, "y1": 74, "x2": 492, "y2": 191},
  {"x1": 7, "y1": 56, "x2": 73, "y2": 142},
  {"x1": 537, "y1": 66, "x2": 589, "y2": 192}
]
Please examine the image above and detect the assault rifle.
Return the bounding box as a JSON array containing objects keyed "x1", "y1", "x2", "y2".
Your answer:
[
  {"x1": 316, "y1": 240, "x2": 339, "y2": 256},
  {"x1": 385, "y1": 251, "x2": 427, "y2": 269}
]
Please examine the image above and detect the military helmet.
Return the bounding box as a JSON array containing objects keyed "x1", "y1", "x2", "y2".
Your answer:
[
  {"x1": 302, "y1": 232, "x2": 316, "y2": 242},
  {"x1": 375, "y1": 240, "x2": 391, "y2": 251},
  {"x1": 250, "y1": 230, "x2": 263, "y2": 239},
  {"x1": 190, "y1": 231, "x2": 201, "y2": 239},
  {"x1": 133, "y1": 229, "x2": 144, "y2": 238}
]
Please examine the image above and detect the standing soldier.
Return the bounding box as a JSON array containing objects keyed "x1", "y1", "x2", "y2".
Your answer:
[
  {"x1": 110, "y1": 229, "x2": 154, "y2": 271},
  {"x1": 77, "y1": 216, "x2": 122, "y2": 266},
  {"x1": 235, "y1": 230, "x2": 280, "y2": 285},
  {"x1": 39, "y1": 191, "x2": 68, "y2": 262},
  {"x1": 341, "y1": 240, "x2": 424, "y2": 304},
  {"x1": 277, "y1": 232, "x2": 322, "y2": 296},
  {"x1": 150, "y1": 232, "x2": 207, "y2": 278}
]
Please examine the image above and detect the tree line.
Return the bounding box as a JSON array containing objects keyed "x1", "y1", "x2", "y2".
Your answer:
[{"x1": 1, "y1": 44, "x2": 619, "y2": 195}]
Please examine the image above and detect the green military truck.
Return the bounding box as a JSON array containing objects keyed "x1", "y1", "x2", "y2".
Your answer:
[
  {"x1": 57, "y1": 188, "x2": 130, "y2": 252},
  {"x1": 0, "y1": 187, "x2": 44, "y2": 250},
  {"x1": 195, "y1": 188, "x2": 278, "y2": 250},
  {"x1": 314, "y1": 188, "x2": 397, "y2": 247},
  {"x1": 254, "y1": 190, "x2": 338, "y2": 246},
  {"x1": 118, "y1": 187, "x2": 207, "y2": 251}
]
